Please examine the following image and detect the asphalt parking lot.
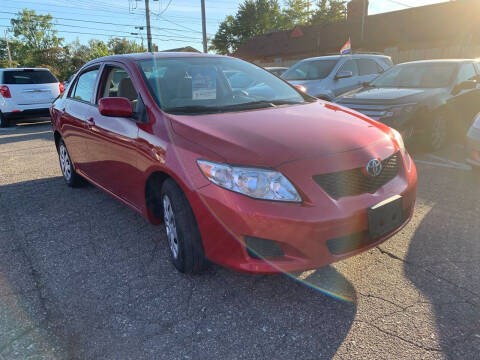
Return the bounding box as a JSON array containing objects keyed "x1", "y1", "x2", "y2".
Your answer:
[{"x1": 0, "y1": 121, "x2": 479, "y2": 360}]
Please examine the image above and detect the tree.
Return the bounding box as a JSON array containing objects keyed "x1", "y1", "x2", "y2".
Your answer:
[
  {"x1": 87, "y1": 39, "x2": 109, "y2": 60},
  {"x1": 107, "y1": 37, "x2": 146, "y2": 54},
  {"x1": 281, "y1": 0, "x2": 313, "y2": 28},
  {"x1": 309, "y1": 0, "x2": 347, "y2": 25},
  {"x1": 210, "y1": 0, "x2": 285, "y2": 55},
  {"x1": 10, "y1": 9, "x2": 63, "y2": 52}
]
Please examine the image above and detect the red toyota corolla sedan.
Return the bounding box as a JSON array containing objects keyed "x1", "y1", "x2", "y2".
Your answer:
[{"x1": 50, "y1": 53, "x2": 417, "y2": 274}]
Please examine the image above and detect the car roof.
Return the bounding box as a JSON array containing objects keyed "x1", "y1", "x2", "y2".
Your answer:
[
  {"x1": 300, "y1": 54, "x2": 390, "y2": 63},
  {"x1": 398, "y1": 59, "x2": 477, "y2": 65},
  {"x1": 86, "y1": 51, "x2": 226, "y2": 65},
  {"x1": 0, "y1": 67, "x2": 52, "y2": 72}
]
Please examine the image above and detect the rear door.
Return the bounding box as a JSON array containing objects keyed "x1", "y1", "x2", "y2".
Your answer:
[
  {"x1": 61, "y1": 66, "x2": 101, "y2": 172},
  {"x1": 356, "y1": 58, "x2": 384, "y2": 85},
  {"x1": 448, "y1": 62, "x2": 480, "y2": 136},
  {"x1": 2, "y1": 69, "x2": 59, "y2": 106},
  {"x1": 83, "y1": 63, "x2": 147, "y2": 208}
]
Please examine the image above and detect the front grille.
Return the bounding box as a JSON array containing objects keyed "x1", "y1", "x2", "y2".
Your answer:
[
  {"x1": 336, "y1": 103, "x2": 391, "y2": 120},
  {"x1": 313, "y1": 152, "x2": 400, "y2": 198}
]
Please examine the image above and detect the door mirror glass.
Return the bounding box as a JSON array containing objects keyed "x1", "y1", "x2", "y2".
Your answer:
[
  {"x1": 453, "y1": 80, "x2": 477, "y2": 95},
  {"x1": 99, "y1": 97, "x2": 134, "y2": 117},
  {"x1": 335, "y1": 71, "x2": 353, "y2": 80}
]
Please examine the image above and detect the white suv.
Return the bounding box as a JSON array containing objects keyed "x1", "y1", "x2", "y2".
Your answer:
[{"x1": 0, "y1": 68, "x2": 63, "y2": 127}]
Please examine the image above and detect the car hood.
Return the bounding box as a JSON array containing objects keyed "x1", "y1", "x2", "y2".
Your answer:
[
  {"x1": 168, "y1": 101, "x2": 392, "y2": 167},
  {"x1": 336, "y1": 87, "x2": 444, "y2": 105}
]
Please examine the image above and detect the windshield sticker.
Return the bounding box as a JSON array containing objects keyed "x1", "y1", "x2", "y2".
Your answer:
[{"x1": 190, "y1": 67, "x2": 217, "y2": 100}]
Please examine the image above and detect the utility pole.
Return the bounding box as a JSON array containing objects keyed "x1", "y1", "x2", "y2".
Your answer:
[
  {"x1": 201, "y1": 0, "x2": 208, "y2": 53},
  {"x1": 4, "y1": 30, "x2": 12, "y2": 68},
  {"x1": 145, "y1": 0, "x2": 153, "y2": 52}
]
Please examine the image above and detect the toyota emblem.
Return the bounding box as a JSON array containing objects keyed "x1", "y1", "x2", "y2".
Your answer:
[{"x1": 366, "y1": 159, "x2": 383, "y2": 177}]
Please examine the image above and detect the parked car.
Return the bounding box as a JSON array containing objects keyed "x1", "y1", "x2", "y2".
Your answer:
[
  {"x1": 50, "y1": 53, "x2": 417, "y2": 274},
  {"x1": 335, "y1": 60, "x2": 480, "y2": 150},
  {"x1": 0, "y1": 68, "x2": 63, "y2": 127},
  {"x1": 265, "y1": 66, "x2": 288, "y2": 77},
  {"x1": 281, "y1": 54, "x2": 392, "y2": 100},
  {"x1": 466, "y1": 112, "x2": 480, "y2": 169}
]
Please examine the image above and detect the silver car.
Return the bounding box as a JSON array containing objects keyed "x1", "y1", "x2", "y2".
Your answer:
[{"x1": 281, "y1": 54, "x2": 393, "y2": 101}]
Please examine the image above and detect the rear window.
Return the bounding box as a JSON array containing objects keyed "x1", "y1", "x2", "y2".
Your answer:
[{"x1": 2, "y1": 70, "x2": 58, "y2": 84}]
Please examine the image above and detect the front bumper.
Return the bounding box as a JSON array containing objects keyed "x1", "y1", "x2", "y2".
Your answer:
[{"x1": 190, "y1": 148, "x2": 418, "y2": 274}]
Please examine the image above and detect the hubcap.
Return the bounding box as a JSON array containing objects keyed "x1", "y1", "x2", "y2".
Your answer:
[
  {"x1": 432, "y1": 117, "x2": 446, "y2": 150},
  {"x1": 59, "y1": 144, "x2": 72, "y2": 181},
  {"x1": 163, "y1": 195, "x2": 179, "y2": 259}
]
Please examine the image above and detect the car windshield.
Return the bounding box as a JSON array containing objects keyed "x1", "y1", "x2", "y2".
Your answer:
[
  {"x1": 281, "y1": 59, "x2": 338, "y2": 81},
  {"x1": 137, "y1": 57, "x2": 308, "y2": 115},
  {"x1": 370, "y1": 63, "x2": 457, "y2": 88}
]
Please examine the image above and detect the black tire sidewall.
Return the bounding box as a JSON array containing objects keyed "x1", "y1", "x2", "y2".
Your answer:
[
  {"x1": 58, "y1": 140, "x2": 80, "y2": 187},
  {"x1": 0, "y1": 113, "x2": 8, "y2": 128},
  {"x1": 160, "y1": 179, "x2": 206, "y2": 273},
  {"x1": 429, "y1": 114, "x2": 448, "y2": 151}
]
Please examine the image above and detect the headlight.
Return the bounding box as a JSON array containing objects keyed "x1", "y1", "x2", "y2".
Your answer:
[
  {"x1": 383, "y1": 104, "x2": 416, "y2": 118},
  {"x1": 473, "y1": 113, "x2": 480, "y2": 129},
  {"x1": 197, "y1": 160, "x2": 302, "y2": 202},
  {"x1": 390, "y1": 128, "x2": 406, "y2": 156}
]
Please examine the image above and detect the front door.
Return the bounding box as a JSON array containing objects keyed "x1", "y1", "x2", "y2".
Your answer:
[{"x1": 83, "y1": 64, "x2": 147, "y2": 209}]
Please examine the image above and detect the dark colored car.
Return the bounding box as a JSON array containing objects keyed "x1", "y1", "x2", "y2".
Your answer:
[
  {"x1": 466, "y1": 112, "x2": 480, "y2": 168},
  {"x1": 50, "y1": 52, "x2": 417, "y2": 274},
  {"x1": 335, "y1": 60, "x2": 480, "y2": 150}
]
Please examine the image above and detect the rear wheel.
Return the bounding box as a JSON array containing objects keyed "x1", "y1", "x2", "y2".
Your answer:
[
  {"x1": 160, "y1": 179, "x2": 207, "y2": 274},
  {"x1": 58, "y1": 140, "x2": 83, "y2": 187},
  {"x1": 0, "y1": 113, "x2": 9, "y2": 128}
]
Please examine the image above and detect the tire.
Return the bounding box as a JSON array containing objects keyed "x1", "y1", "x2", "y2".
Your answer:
[
  {"x1": 428, "y1": 113, "x2": 449, "y2": 151},
  {"x1": 160, "y1": 178, "x2": 207, "y2": 274},
  {"x1": 58, "y1": 140, "x2": 83, "y2": 187},
  {"x1": 0, "y1": 113, "x2": 9, "y2": 128}
]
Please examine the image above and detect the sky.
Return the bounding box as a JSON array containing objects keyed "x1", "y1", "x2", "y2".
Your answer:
[{"x1": 0, "y1": 0, "x2": 448, "y2": 52}]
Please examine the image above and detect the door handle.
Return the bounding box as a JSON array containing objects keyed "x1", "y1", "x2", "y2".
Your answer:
[{"x1": 86, "y1": 117, "x2": 95, "y2": 127}]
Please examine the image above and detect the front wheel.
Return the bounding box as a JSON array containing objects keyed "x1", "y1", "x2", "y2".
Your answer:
[
  {"x1": 161, "y1": 179, "x2": 207, "y2": 274},
  {"x1": 58, "y1": 140, "x2": 83, "y2": 187},
  {"x1": 428, "y1": 114, "x2": 448, "y2": 151}
]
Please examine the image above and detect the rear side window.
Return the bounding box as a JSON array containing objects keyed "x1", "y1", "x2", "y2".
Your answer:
[
  {"x1": 70, "y1": 69, "x2": 99, "y2": 103},
  {"x1": 378, "y1": 57, "x2": 393, "y2": 68},
  {"x1": 356, "y1": 59, "x2": 381, "y2": 75},
  {"x1": 3, "y1": 69, "x2": 58, "y2": 84}
]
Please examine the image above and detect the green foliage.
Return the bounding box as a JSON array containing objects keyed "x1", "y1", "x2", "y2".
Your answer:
[
  {"x1": 0, "y1": 9, "x2": 148, "y2": 80},
  {"x1": 310, "y1": 0, "x2": 347, "y2": 25},
  {"x1": 210, "y1": 0, "x2": 347, "y2": 54}
]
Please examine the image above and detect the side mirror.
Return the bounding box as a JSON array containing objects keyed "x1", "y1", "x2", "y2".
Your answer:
[
  {"x1": 99, "y1": 97, "x2": 133, "y2": 117},
  {"x1": 335, "y1": 71, "x2": 353, "y2": 80},
  {"x1": 453, "y1": 80, "x2": 477, "y2": 95}
]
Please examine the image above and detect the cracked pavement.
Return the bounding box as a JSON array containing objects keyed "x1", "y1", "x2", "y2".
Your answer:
[{"x1": 0, "y1": 121, "x2": 479, "y2": 359}]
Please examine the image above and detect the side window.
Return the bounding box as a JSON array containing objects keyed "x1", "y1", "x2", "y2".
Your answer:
[
  {"x1": 457, "y1": 64, "x2": 477, "y2": 84},
  {"x1": 338, "y1": 60, "x2": 358, "y2": 76},
  {"x1": 70, "y1": 69, "x2": 99, "y2": 103},
  {"x1": 356, "y1": 59, "x2": 381, "y2": 76},
  {"x1": 98, "y1": 65, "x2": 147, "y2": 121}
]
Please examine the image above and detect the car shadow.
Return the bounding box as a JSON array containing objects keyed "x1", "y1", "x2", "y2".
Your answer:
[
  {"x1": 0, "y1": 122, "x2": 52, "y2": 146},
  {"x1": 399, "y1": 166, "x2": 480, "y2": 358},
  {"x1": 0, "y1": 177, "x2": 356, "y2": 360}
]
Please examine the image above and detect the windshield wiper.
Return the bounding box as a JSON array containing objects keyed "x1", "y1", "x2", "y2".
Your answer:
[{"x1": 164, "y1": 100, "x2": 304, "y2": 114}]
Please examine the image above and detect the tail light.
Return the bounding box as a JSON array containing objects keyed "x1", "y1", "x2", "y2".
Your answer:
[
  {"x1": 0, "y1": 85, "x2": 11, "y2": 98},
  {"x1": 59, "y1": 82, "x2": 65, "y2": 94}
]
